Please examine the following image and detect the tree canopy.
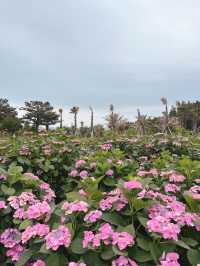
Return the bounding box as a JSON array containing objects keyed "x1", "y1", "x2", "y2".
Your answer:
[
  {"x1": 21, "y1": 101, "x2": 59, "y2": 131},
  {"x1": 0, "y1": 98, "x2": 17, "y2": 120}
]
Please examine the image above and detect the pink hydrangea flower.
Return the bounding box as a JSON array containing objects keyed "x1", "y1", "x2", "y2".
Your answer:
[
  {"x1": 68, "y1": 262, "x2": 86, "y2": 266},
  {"x1": 164, "y1": 184, "x2": 180, "y2": 193},
  {"x1": 124, "y1": 180, "x2": 142, "y2": 190},
  {"x1": 84, "y1": 210, "x2": 102, "y2": 223},
  {"x1": 169, "y1": 173, "x2": 185, "y2": 183},
  {"x1": 24, "y1": 172, "x2": 39, "y2": 180},
  {"x1": 98, "y1": 223, "x2": 113, "y2": 241},
  {"x1": 6, "y1": 244, "x2": 24, "y2": 262},
  {"x1": 82, "y1": 231, "x2": 95, "y2": 248},
  {"x1": 112, "y1": 256, "x2": 138, "y2": 266},
  {"x1": 75, "y1": 160, "x2": 86, "y2": 168},
  {"x1": 32, "y1": 260, "x2": 46, "y2": 266},
  {"x1": 62, "y1": 201, "x2": 89, "y2": 214},
  {"x1": 22, "y1": 224, "x2": 50, "y2": 243},
  {"x1": 0, "y1": 174, "x2": 7, "y2": 181},
  {"x1": 26, "y1": 201, "x2": 51, "y2": 220},
  {"x1": 69, "y1": 170, "x2": 78, "y2": 177},
  {"x1": 45, "y1": 225, "x2": 71, "y2": 250},
  {"x1": 79, "y1": 189, "x2": 87, "y2": 196},
  {"x1": 159, "y1": 252, "x2": 180, "y2": 266},
  {"x1": 99, "y1": 189, "x2": 128, "y2": 211},
  {"x1": 105, "y1": 169, "x2": 114, "y2": 176},
  {"x1": 79, "y1": 170, "x2": 88, "y2": 179},
  {"x1": 101, "y1": 143, "x2": 112, "y2": 151},
  {"x1": 112, "y1": 232, "x2": 134, "y2": 250},
  {"x1": 0, "y1": 229, "x2": 21, "y2": 248},
  {"x1": 0, "y1": 200, "x2": 6, "y2": 209}
]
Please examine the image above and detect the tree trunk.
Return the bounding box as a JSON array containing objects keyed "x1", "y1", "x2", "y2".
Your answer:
[
  {"x1": 90, "y1": 109, "x2": 94, "y2": 137},
  {"x1": 74, "y1": 113, "x2": 77, "y2": 135},
  {"x1": 60, "y1": 112, "x2": 63, "y2": 128}
]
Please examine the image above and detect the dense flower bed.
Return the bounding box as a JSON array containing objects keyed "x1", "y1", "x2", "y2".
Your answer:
[{"x1": 1, "y1": 133, "x2": 200, "y2": 265}]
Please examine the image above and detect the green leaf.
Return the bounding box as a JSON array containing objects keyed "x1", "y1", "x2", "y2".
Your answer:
[
  {"x1": 1, "y1": 184, "x2": 15, "y2": 195},
  {"x1": 83, "y1": 251, "x2": 107, "y2": 266},
  {"x1": 187, "y1": 249, "x2": 200, "y2": 265},
  {"x1": 102, "y1": 212, "x2": 126, "y2": 226},
  {"x1": 101, "y1": 246, "x2": 115, "y2": 260},
  {"x1": 103, "y1": 177, "x2": 116, "y2": 187},
  {"x1": 19, "y1": 219, "x2": 32, "y2": 230},
  {"x1": 137, "y1": 237, "x2": 150, "y2": 251},
  {"x1": 173, "y1": 240, "x2": 191, "y2": 250},
  {"x1": 15, "y1": 250, "x2": 33, "y2": 266},
  {"x1": 39, "y1": 243, "x2": 50, "y2": 254},
  {"x1": 71, "y1": 236, "x2": 87, "y2": 255},
  {"x1": 130, "y1": 247, "x2": 153, "y2": 263},
  {"x1": 46, "y1": 253, "x2": 59, "y2": 266},
  {"x1": 66, "y1": 191, "x2": 86, "y2": 202},
  {"x1": 181, "y1": 237, "x2": 198, "y2": 247},
  {"x1": 137, "y1": 214, "x2": 148, "y2": 228},
  {"x1": 117, "y1": 224, "x2": 135, "y2": 236},
  {"x1": 149, "y1": 242, "x2": 161, "y2": 263},
  {"x1": 8, "y1": 164, "x2": 23, "y2": 185}
]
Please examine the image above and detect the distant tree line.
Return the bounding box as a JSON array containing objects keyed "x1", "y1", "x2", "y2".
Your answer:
[{"x1": 0, "y1": 97, "x2": 200, "y2": 135}]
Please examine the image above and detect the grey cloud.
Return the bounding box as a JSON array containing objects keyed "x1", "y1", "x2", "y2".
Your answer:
[{"x1": 0, "y1": 0, "x2": 200, "y2": 115}]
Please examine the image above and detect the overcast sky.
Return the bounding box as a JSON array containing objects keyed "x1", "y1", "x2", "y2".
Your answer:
[{"x1": 0, "y1": 0, "x2": 200, "y2": 125}]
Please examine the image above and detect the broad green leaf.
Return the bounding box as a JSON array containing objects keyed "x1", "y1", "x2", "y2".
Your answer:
[
  {"x1": 187, "y1": 249, "x2": 200, "y2": 265},
  {"x1": 102, "y1": 212, "x2": 126, "y2": 226},
  {"x1": 15, "y1": 250, "x2": 33, "y2": 266}
]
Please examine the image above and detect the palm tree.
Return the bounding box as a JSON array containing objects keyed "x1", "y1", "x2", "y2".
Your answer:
[
  {"x1": 59, "y1": 108, "x2": 63, "y2": 128},
  {"x1": 89, "y1": 106, "x2": 94, "y2": 137},
  {"x1": 161, "y1": 97, "x2": 170, "y2": 133},
  {"x1": 70, "y1": 106, "x2": 79, "y2": 135},
  {"x1": 109, "y1": 104, "x2": 114, "y2": 131},
  {"x1": 136, "y1": 109, "x2": 147, "y2": 135}
]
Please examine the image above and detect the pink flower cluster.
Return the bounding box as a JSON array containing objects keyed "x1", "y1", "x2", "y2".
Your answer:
[
  {"x1": 124, "y1": 180, "x2": 142, "y2": 190},
  {"x1": 83, "y1": 223, "x2": 134, "y2": 250},
  {"x1": 112, "y1": 256, "x2": 138, "y2": 266},
  {"x1": 24, "y1": 172, "x2": 40, "y2": 180},
  {"x1": 6, "y1": 244, "x2": 24, "y2": 262},
  {"x1": 105, "y1": 169, "x2": 114, "y2": 176},
  {"x1": 0, "y1": 174, "x2": 7, "y2": 181},
  {"x1": 45, "y1": 225, "x2": 71, "y2": 250},
  {"x1": 0, "y1": 228, "x2": 21, "y2": 248},
  {"x1": 39, "y1": 182, "x2": 56, "y2": 202},
  {"x1": 70, "y1": 169, "x2": 78, "y2": 177},
  {"x1": 101, "y1": 143, "x2": 112, "y2": 151},
  {"x1": 189, "y1": 185, "x2": 200, "y2": 200},
  {"x1": 79, "y1": 170, "x2": 88, "y2": 179},
  {"x1": 32, "y1": 260, "x2": 46, "y2": 266},
  {"x1": 0, "y1": 228, "x2": 23, "y2": 262},
  {"x1": 147, "y1": 201, "x2": 198, "y2": 240},
  {"x1": 161, "y1": 171, "x2": 185, "y2": 183},
  {"x1": 137, "y1": 168, "x2": 158, "y2": 177},
  {"x1": 26, "y1": 201, "x2": 51, "y2": 220},
  {"x1": 8, "y1": 190, "x2": 53, "y2": 221},
  {"x1": 0, "y1": 200, "x2": 6, "y2": 209},
  {"x1": 19, "y1": 145, "x2": 31, "y2": 156},
  {"x1": 62, "y1": 200, "x2": 89, "y2": 214},
  {"x1": 75, "y1": 160, "x2": 86, "y2": 168},
  {"x1": 84, "y1": 210, "x2": 102, "y2": 223},
  {"x1": 99, "y1": 188, "x2": 128, "y2": 211},
  {"x1": 22, "y1": 224, "x2": 50, "y2": 243},
  {"x1": 164, "y1": 183, "x2": 180, "y2": 193},
  {"x1": 159, "y1": 252, "x2": 180, "y2": 266},
  {"x1": 68, "y1": 262, "x2": 86, "y2": 266}
]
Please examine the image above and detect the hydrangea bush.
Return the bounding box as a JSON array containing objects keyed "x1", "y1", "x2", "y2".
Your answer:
[{"x1": 1, "y1": 133, "x2": 200, "y2": 265}]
